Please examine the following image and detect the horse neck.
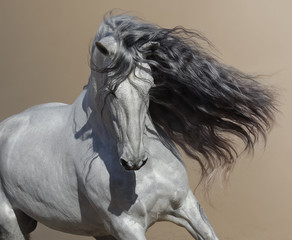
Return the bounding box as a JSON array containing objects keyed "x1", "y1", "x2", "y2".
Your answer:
[
  {"x1": 86, "y1": 73, "x2": 106, "y2": 112},
  {"x1": 71, "y1": 84, "x2": 114, "y2": 145}
]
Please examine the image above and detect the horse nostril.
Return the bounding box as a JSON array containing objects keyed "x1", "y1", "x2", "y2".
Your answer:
[
  {"x1": 140, "y1": 157, "x2": 148, "y2": 168},
  {"x1": 120, "y1": 158, "x2": 130, "y2": 169},
  {"x1": 120, "y1": 158, "x2": 148, "y2": 171}
]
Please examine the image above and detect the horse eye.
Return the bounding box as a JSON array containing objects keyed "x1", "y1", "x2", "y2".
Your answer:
[{"x1": 108, "y1": 90, "x2": 116, "y2": 98}]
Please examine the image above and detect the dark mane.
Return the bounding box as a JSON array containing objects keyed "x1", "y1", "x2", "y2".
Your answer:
[{"x1": 90, "y1": 13, "x2": 277, "y2": 187}]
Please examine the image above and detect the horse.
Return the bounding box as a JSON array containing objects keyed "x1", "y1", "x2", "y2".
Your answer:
[{"x1": 0, "y1": 13, "x2": 277, "y2": 240}]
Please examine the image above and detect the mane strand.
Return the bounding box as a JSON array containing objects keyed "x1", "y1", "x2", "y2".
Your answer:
[
  {"x1": 146, "y1": 27, "x2": 277, "y2": 186},
  {"x1": 90, "y1": 14, "x2": 278, "y2": 187}
]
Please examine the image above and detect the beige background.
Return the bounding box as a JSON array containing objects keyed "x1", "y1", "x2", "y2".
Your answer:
[{"x1": 0, "y1": 0, "x2": 291, "y2": 239}]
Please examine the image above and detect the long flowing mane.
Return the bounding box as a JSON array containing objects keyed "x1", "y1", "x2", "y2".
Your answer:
[{"x1": 90, "y1": 13, "x2": 277, "y2": 186}]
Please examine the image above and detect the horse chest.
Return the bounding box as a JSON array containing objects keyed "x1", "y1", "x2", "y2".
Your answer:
[
  {"x1": 79, "y1": 151, "x2": 189, "y2": 222},
  {"x1": 123, "y1": 160, "x2": 190, "y2": 223}
]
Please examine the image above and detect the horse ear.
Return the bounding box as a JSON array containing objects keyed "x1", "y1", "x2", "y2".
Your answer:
[
  {"x1": 95, "y1": 41, "x2": 109, "y2": 56},
  {"x1": 140, "y1": 41, "x2": 160, "y2": 53}
]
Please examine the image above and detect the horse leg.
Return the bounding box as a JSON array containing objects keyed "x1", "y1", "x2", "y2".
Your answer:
[
  {"x1": 0, "y1": 192, "x2": 28, "y2": 240},
  {"x1": 166, "y1": 190, "x2": 219, "y2": 240},
  {"x1": 94, "y1": 236, "x2": 117, "y2": 240},
  {"x1": 14, "y1": 210, "x2": 37, "y2": 239},
  {"x1": 105, "y1": 218, "x2": 146, "y2": 240},
  {"x1": 111, "y1": 229, "x2": 146, "y2": 240},
  {"x1": 0, "y1": 186, "x2": 37, "y2": 240}
]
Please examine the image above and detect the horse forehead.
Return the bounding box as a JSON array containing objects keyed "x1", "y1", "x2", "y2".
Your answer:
[
  {"x1": 135, "y1": 62, "x2": 153, "y2": 79},
  {"x1": 116, "y1": 77, "x2": 152, "y2": 100},
  {"x1": 128, "y1": 70, "x2": 153, "y2": 94},
  {"x1": 114, "y1": 63, "x2": 153, "y2": 96}
]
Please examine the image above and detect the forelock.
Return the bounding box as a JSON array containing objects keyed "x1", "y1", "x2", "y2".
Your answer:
[{"x1": 91, "y1": 14, "x2": 159, "y2": 91}]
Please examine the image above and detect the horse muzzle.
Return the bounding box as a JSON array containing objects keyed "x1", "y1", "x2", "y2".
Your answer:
[{"x1": 120, "y1": 156, "x2": 148, "y2": 171}]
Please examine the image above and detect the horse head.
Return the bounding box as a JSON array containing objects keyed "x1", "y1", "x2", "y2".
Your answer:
[{"x1": 90, "y1": 35, "x2": 156, "y2": 171}]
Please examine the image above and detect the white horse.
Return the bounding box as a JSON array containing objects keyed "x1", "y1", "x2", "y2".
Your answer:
[{"x1": 0, "y1": 14, "x2": 276, "y2": 240}]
